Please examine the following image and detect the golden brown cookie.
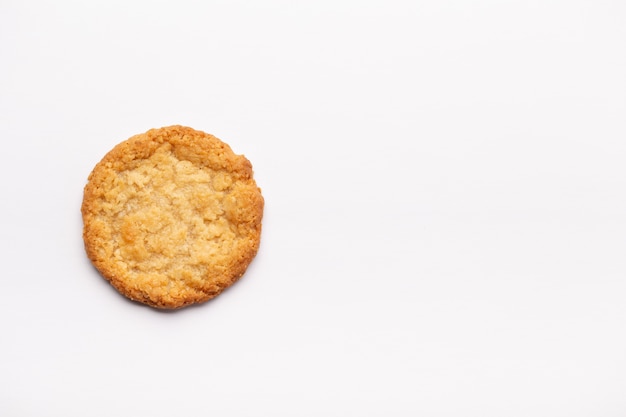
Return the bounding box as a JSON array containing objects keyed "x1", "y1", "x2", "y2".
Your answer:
[{"x1": 82, "y1": 126, "x2": 263, "y2": 309}]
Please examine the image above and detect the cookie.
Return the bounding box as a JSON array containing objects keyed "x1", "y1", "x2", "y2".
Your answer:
[{"x1": 81, "y1": 126, "x2": 264, "y2": 309}]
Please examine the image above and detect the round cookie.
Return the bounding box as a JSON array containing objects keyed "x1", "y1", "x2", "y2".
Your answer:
[{"x1": 82, "y1": 126, "x2": 264, "y2": 309}]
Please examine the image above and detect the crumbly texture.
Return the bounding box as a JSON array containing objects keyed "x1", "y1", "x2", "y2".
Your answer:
[{"x1": 82, "y1": 126, "x2": 264, "y2": 309}]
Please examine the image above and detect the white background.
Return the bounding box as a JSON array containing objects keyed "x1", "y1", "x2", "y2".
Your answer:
[{"x1": 1, "y1": 0, "x2": 625, "y2": 416}]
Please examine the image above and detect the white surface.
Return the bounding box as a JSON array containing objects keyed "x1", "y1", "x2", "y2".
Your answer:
[{"x1": 1, "y1": 0, "x2": 626, "y2": 415}]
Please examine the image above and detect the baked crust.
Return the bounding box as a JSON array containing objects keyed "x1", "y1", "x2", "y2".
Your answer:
[{"x1": 81, "y1": 126, "x2": 263, "y2": 309}]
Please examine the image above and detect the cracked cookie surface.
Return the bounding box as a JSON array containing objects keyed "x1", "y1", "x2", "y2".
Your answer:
[{"x1": 82, "y1": 126, "x2": 263, "y2": 309}]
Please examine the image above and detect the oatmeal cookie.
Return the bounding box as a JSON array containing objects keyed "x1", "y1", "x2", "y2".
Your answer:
[{"x1": 82, "y1": 126, "x2": 263, "y2": 309}]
